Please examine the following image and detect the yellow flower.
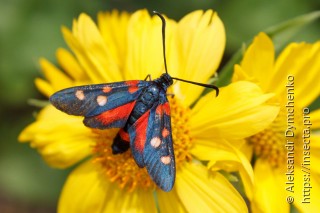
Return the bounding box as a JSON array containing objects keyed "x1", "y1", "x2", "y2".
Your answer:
[
  {"x1": 19, "y1": 10, "x2": 278, "y2": 212},
  {"x1": 233, "y1": 32, "x2": 320, "y2": 213}
]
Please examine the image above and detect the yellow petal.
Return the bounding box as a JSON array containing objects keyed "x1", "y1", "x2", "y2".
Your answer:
[
  {"x1": 76, "y1": 13, "x2": 121, "y2": 82},
  {"x1": 232, "y1": 64, "x2": 256, "y2": 84},
  {"x1": 190, "y1": 138, "x2": 254, "y2": 200},
  {"x1": 58, "y1": 161, "x2": 110, "y2": 213},
  {"x1": 124, "y1": 10, "x2": 174, "y2": 80},
  {"x1": 37, "y1": 135, "x2": 93, "y2": 169},
  {"x1": 157, "y1": 189, "x2": 187, "y2": 213},
  {"x1": 99, "y1": 183, "x2": 157, "y2": 213},
  {"x1": 56, "y1": 48, "x2": 87, "y2": 81},
  {"x1": 34, "y1": 78, "x2": 54, "y2": 97},
  {"x1": 310, "y1": 109, "x2": 320, "y2": 129},
  {"x1": 294, "y1": 169, "x2": 320, "y2": 212},
  {"x1": 235, "y1": 33, "x2": 320, "y2": 108},
  {"x1": 171, "y1": 10, "x2": 225, "y2": 107},
  {"x1": 62, "y1": 14, "x2": 121, "y2": 83},
  {"x1": 271, "y1": 41, "x2": 320, "y2": 107},
  {"x1": 62, "y1": 26, "x2": 102, "y2": 83},
  {"x1": 310, "y1": 149, "x2": 320, "y2": 177},
  {"x1": 39, "y1": 58, "x2": 73, "y2": 91},
  {"x1": 190, "y1": 81, "x2": 279, "y2": 140},
  {"x1": 239, "y1": 32, "x2": 275, "y2": 91},
  {"x1": 310, "y1": 134, "x2": 320, "y2": 149},
  {"x1": 209, "y1": 154, "x2": 253, "y2": 201},
  {"x1": 19, "y1": 105, "x2": 93, "y2": 168},
  {"x1": 239, "y1": 139, "x2": 254, "y2": 161},
  {"x1": 59, "y1": 161, "x2": 157, "y2": 212},
  {"x1": 190, "y1": 138, "x2": 232, "y2": 162},
  {"x1": 293, "y1": 42, "x2": 320, "y2": 107},
  {"x1": 251, "y1": 159, "x2": 289, "y2": 213},
  {"x1": 98, "y1": 10, "x2": 130, "y2": 71},
  {"x1": 176, "y1": 162, "x2": 247, "y2": 213}
]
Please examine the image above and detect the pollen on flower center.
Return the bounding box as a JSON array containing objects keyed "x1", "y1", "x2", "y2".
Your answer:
[
  {"x1": 247, "y1": 108, "x2": 301, "y2": 167},
  {"x1": 91, "y1": 97, "x2": 193, "y2": 191},
  {"x1": 169, "y1": 97, "x2": 193, "y2": 166}
]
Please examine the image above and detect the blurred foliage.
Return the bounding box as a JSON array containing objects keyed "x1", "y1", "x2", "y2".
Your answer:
[{"x1": 0, "y1": 0, "x2": 319, "y2": 212}]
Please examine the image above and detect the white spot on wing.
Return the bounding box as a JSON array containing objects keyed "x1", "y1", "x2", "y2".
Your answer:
[
  {"x1": 161, "y1": 156, "x2": 171, "y2": 165},
  {"x1": 150, "y1": 137, "x2": 161, "y2": 148},
  {"x1": 75, "y1": 90, "x2": 85, "y2": 100},
  {"x1": 97, "y1": 95, "x2": 107, "y2": 106}
]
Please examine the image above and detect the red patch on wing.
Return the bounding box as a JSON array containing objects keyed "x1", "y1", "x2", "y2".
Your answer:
[
  {"x1": 125, "y1": 80, "x2": 139, "y2": 86},
  {"x1": 126, "y1": 80, "x2": 140, "y2": 94},
  {"x1": 119, "y1": 129, "x2": 130, "y2": 142},
  {"x1": 96, "y1": 102, "x2": 135, "y2": 125},
  {"x1": 103, "y1": 86, "x2": 112, "y2": 93},
  {"x1": 156, "y1": 105, "x2": 163, "y2": 116},
  {"x1": 162, "y1": 128, "x2": 170, "y2": 138},
  {"x1": 156, "y1": 103, "x2": 170, "y2": 116},
  {"x1": 163, "y1": 102, "x2": 170, "y2": 115},
  {"x1": 134, "y1": 111, "x2": 150, "y2": 153},
  {"x1": 128, "y1": 86, "x2": 139, "y2": 94}
]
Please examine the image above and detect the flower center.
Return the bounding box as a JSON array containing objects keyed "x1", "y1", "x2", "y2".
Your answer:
[
  {"x1": 92, "y1": 97, "x2": 193, "y2": 191},
  {"x1": 247, "y1": 107, "x2": 301, "y2": 167}
]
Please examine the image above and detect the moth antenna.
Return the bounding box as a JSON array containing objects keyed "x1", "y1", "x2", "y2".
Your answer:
[
  {"x1": 172, "y1": 77, "x2": 219, "y2": 96},
  {"x1": 153, "y1": 11, "x2": 168, "y2": 74},
  {"x1": 153, "y1": 11, "x2": 219, "y2": 97}
]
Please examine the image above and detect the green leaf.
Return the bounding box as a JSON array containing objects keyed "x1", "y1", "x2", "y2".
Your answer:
[
  {"x1": 265, "y1": 10, "x2": 320, "y2": 51},
  {"x1": 219, "y1": 170, "x2": 239, "y2": 182},
  {"x1": 214, "y1": 44, "x2": 246, "y2": 88},
  {"x1": 28, "y1": 99, "x2": 50, "y2": 108}
]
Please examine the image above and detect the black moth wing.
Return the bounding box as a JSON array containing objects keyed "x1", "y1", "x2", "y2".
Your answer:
[
  {"x1": 50, "y1": 80, "x2": 149, "y2": 117},
  {"x1": 129, "y1": 91, "x2": 175, "y2": 191},
  {"x1": 49, "y1": 80, "x2": 150, "y2": 129},
  {"x1": 144, "y1": 93, "x2": 175, "y2": 191}
]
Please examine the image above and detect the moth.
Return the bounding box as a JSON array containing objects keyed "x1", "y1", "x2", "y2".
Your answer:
[{"x1": 50, "y1": 11, "x2": 219, "y2": 192}]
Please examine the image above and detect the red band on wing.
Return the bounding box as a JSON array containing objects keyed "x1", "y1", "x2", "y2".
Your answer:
[
  {"x1": 125, "y1": 80, "x2": 139, "y2": 86},
  {"x1": 163, "y1": 102, "x2": 170, "y2": 115},
  {"x1": 96, "y1": 102, "x2": 135, "y2": 126},
  {"x1": 134, "y1": 110, "x2": 150, "y2": 153},
  {"x1": 119, "y1": 129, "x2": 130, "y2": 142},
  {"x1": 128, "y1": 86, "x2": 139, "y2": 94},
  {"x1": 156, "y1": 102, "x2": 170, "y2": 116},
  {"x1": 156, "y1": 105, "x2": 162, "y2": 116}
]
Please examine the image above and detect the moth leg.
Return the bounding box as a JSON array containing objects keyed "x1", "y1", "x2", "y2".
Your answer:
[
  {"x1": 166, "y1": 93, "x2": 175, "y2": 98},
  {"x1": 144, "y1": 74, "x2": 152, "y2": 81}
]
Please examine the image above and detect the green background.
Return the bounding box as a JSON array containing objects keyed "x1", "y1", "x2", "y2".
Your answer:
[{"x1": 0, "y1": 0, "x2": 319, "y2": 212}]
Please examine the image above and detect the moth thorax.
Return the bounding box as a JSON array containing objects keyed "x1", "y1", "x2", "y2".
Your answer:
[
  {"x1": 141, "y1": 86, "x2": 160, "y2": 106},
  {"x1": 156, "y1": 73, "x2": 173, "y2": 90}
]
